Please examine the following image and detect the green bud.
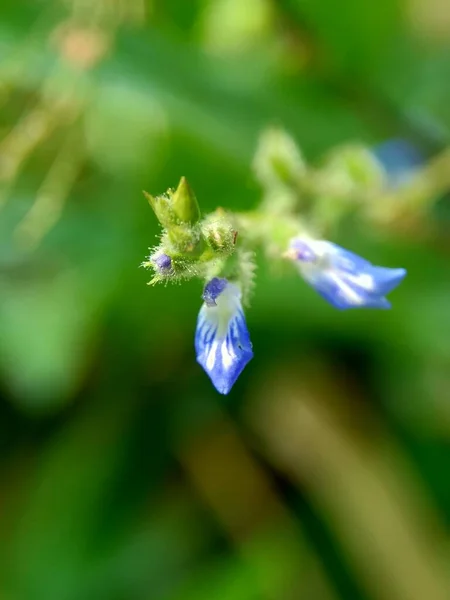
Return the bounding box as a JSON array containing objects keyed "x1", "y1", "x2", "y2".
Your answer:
[
  {"x1": 166, "y1": 225, "x2": 206, "y2": 257},
  {"x1": 202, "y1": 214, "x2": 236, "y2": 254},
  {"x1": 253, "y1": 127, "x2": 307, "y2": 190},
  {"x1": 309, "y1": 145, "x2": 386, "y2": 231},
  {"x1": 144, "y1": 190, "x2": 176, "y2": 228},
  {"x1": 172, "y1": 176, "x2": 201, "y2": 223},
  {"x1": 317, "y1": 144, "x2": 384, "y2": 197}
]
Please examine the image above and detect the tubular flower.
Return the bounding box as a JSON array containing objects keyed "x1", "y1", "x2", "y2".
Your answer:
[
  {"x1": 195, "y1": 278, "x2": 253, "y2": 394},
  {"x1": 287, "y1": 238, "x2": 406, "y2": 310}
]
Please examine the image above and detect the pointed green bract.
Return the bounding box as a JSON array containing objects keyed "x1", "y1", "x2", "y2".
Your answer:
[
  {"x1": 172, "y1": 176, "x2": 201, "y2": 224},
  {"x1": 143, "y1": 190, "x2": 176, "y2": 228}
]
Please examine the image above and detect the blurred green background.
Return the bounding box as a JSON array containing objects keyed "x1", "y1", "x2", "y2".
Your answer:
[{"x1": 1, "y1": 1, "x2": 450, "y2": 599}]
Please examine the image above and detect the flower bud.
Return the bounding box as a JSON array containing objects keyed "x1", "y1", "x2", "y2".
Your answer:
[
  {"x1": 253, "y1": 127, "x2": 306, "y2": 189},
  {"x1": 317, "y1": 144, "x2": 384, "y2": 197},
  {"x1": 202, "y1": 217, "x2": 236, "y2": 254},
  {"x1": 144, "y1": 191, "x2": 176, "y2": 228},
  {"x1": 172, "y1": 176, "x2": 201, "y2": 224},
  {"x1": 152, "y1": 253, "x2": 172, "y2": 274},
  {"x1": 166, "y1": 225, "x2": 206, "y2": 257}
]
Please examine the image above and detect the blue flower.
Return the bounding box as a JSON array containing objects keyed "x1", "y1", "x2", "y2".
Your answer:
[
  {"x1": 288, "y1": 238, "x2": 406, "y2": 310},
  {"x1": 195, "y1": 278, "x2": 253, "y2": 394}
]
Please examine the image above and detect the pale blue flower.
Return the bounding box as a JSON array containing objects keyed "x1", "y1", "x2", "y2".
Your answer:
[
  {"x1": 288, "y1": 238, "x2": 406, "y2": 310},
  {"x1": 195, "y1": 278, "x2": 253, "y2": 394}
]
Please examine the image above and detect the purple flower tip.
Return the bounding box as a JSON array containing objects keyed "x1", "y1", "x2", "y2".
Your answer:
[
  {"x1": 153, "y1": 254, "x2": 172, "y2": 273},
  {"x1": 202, "y1": 277, "x2": 228, "y2": 307},
  {"x1": 289, "y1": 239, "x2": 316, "y2": 262}
]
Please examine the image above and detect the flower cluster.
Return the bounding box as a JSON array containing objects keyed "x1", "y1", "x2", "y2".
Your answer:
[{"x1": 142, "y1": 131, "x2": 418, "y2": 394}]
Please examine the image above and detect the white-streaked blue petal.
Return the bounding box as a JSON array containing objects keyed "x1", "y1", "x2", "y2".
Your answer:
[
  {"x1": 326, "y1": 243, "x2": 372, "y2": 272},
  {"x1": 289, "y1": 238, "x2": 406, "y2": 310},
  {"x1": 309, "y1": 272, "x2": 392, "y2": 310},
  {"x1": 195, "y1": 278, "x2": 253, "y2": 394},
  {"x1": 365, "y1": 266, "x2": 406, "y2": 295}
]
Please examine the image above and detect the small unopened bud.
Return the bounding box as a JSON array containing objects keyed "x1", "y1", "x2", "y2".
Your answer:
[
  {"x1": 172, "y1": 177, "x2": 200, "y2": 223},
  {"x1": 202, "y1": 218, "x2": 235, "y2": 254},
  {"x1": 318, "y1": 144, "x2": 384, "y2": 196},
  {"x1": 253, "y1": 127, "x2": 306, "y2": 189},
  {"x1": 153, "y1": 253, "x2": 172, "y2": 274},
  {"x1": 167, "y1": 225, "x2": 205, "y2": 256},
  {"x1": 144, "y1": 191, "x2": 176, "y2": 228}
]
